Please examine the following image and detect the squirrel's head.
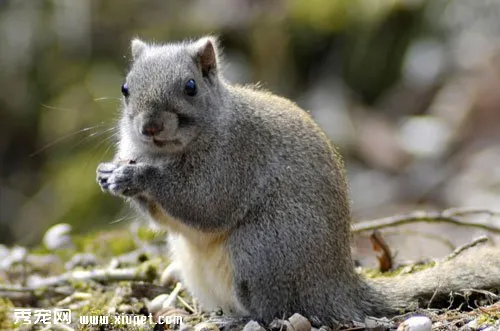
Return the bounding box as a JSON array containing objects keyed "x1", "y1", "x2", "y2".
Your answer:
[{"x1": 119, "y1": 36, "x2": 223, "y2": 155}]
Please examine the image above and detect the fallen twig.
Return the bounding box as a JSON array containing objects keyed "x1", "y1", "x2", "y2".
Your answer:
[
  {"x1": 353, "y1": 208, "x2": 500, "y2": 233},
  {"x1": 0, "y1": 289, "x2": 36, "y2": 305},
  {"x1": 442, "y1": 236, "x2": 489, "y2": 262},
  {"x1": 0, "y1": 285, "x2": 34, "y2": 292},
  {"x1": 177, "y1": 295, "x2": 196, "y2": 313},
  {"x1": 25, "y1": 264, "x2": 156, "y2": 289}
]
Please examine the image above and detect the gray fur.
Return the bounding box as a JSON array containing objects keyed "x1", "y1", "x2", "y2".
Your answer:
[{"x1": 97, "y1": 37, "x2": 500, "y2": 326}]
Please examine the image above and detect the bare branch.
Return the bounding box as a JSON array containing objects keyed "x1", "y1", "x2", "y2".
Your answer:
[
  {"x1": 353, "y1": 208, "x2": 500, "y2": 234},
  {"x1": 442, "y1": 236, "x2": 489, "y2": 262}
]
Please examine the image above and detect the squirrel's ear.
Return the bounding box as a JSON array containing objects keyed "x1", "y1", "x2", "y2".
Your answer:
[
  {"x1": 131, "y1": 38, "x2": 147, "y2": 60},
  {"x1": 193, "y1": 36, "x2": 220, "y2": 78}
]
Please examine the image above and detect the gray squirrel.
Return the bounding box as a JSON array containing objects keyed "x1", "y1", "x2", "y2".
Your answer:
[{"x1": 97, "y1": 36, "x2": 500, "y2": 326}]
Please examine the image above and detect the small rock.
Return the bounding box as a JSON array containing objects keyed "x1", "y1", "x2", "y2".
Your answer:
[
  {"x1": 288, "y1": 313, "x2": 312, "y2": 331},
  {"x1": 43, "y1": 223, "x2": 74, "y2": 250},
  {"x1": 0, "y1": 246, "x2": 27, "y2": 269},
  {"x1": 0, "y1": 244, "x2": 9, "y2": 260},
  {"x1": 65, "y1": 253, "x2": 97, "y2": 270},
  {"x1": 194, "y1": 322, "x2": 220, "y2": 331},
  {"x1": 365, "y1": 316, "x2": 393, "y2": 329},
  {"x1": 160, "y1": 262, "x2": 181, "y2": 286},
  {"x1": 397, "y1": 316, "x2": 432, "y2": 331},
  {"x1": 269, "y1": 319, "x2": 291, "y2": 331},
  {"x1": 9, "y1": 246, "x2": 27, "y2": 261},
  {"x1": 242, "y1": 320, "x2": 266, "y2": 331},
  {"x1": 148, "y1": 294, "x2": 170, "y2": 314}
]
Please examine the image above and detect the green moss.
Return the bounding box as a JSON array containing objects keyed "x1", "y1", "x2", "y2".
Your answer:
[
  {"x1": 78, "y1": 294, "x2": 110, "y2": 317},
  {"x1": 73, "y1": 229, "x2": 137, "y2": 257},
  {"x1": 30, "y1": 245, "x2": 51, "y2": 255},
  {"x1": 137, "y1": 227, "x2": 158, "y2": 242},
  {"x1": 69, "y1": 279, "x2": 93, "y2": 291},
  {"x1": 107, "y1": 236, "x2": 136, "y2": 256},
  {"x1": 406, "y1": 261, "x2": 437, "y2": 273},
  {"x1": 0, "y1": 298, "x2": 16, "y2": 330},
  {"x1": 76, "y1": 291, "x2": 115, "y2": 331},
  {"x1": 476, "y1": 312, "x2": 500, "y2": 327},
  {"x1": 362, "y1": 260, "x2": 437, "y2": 279},
  {"x1": 137, "y1": 259, "x2": 160, "y2": 282}
]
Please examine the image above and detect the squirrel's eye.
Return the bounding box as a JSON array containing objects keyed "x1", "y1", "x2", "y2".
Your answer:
[
  {"x1": 184, "y1": 79, "x2": 197, "y2": 96},
  {"x1": 121, "y1": 83, "x2": 130, "y2": 97}
]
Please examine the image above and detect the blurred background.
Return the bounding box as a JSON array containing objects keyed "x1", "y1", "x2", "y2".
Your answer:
[{"x1": 1, "y1": 0, "x2": 500, "y2": 262}]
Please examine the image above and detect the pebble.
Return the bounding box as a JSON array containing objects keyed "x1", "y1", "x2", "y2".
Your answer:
[
  {"x1": 194, "y1": 322, "x2": 220, "y2": 331},
  {"x1": 65, "y1": 253, "x2": 97, "y2": 270},
  {"x1": 242, "y1": 320, "x2": 266, "y2": 331},
  {"x1": 397, "y1": 316, "x2": 432, "y2": 331},
  {"x1": 288, "y1": 313, "x2": 312, "y2": 331},
  {"x1": 0, "y1": 244, "x2": 9, "y2": 260},
  {"x1": 269, "y1": 319, "x2": 291, "y2": 331},
  {"x1": 0, "y1": 245, "x2": 27, "y2": 269},
  {"x1": 43, "y1": 223, "x2": 74, "y2": 250}
]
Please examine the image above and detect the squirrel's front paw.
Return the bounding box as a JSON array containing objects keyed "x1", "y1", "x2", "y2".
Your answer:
[{"x1": 97, "y1": 162, "x2": 145, "y2": 197}]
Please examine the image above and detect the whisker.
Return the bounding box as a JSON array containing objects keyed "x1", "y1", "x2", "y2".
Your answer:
[
  {"x1": 99, "y1": 137, "x2": 117, "y2": 162},
  {"x1": 94, "y1": 97, "x2": 121, "y2": 102},
  {"x1": 67, "y1": 127, "x2": 115, "y2": 153},
  {"x1": 83, "y1": 131, "x2": 119, "y2": 170},
  {"x1": 109, "y1": 215, "x2": 134, "y2": 224},
  {"x1": 30, "y1": 123, "x2": 107, "y2": 157},
  {"x1": 40, "y1": 103, "x2": 78, "y2": 112}
]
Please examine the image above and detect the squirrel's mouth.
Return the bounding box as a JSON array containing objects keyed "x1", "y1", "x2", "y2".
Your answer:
[
  {"x1": 152, "y1": 138, "x2": 181, "y2": 148},
  {"x1": 153, "y1": 139, "x2": 167, "y2": 147}
]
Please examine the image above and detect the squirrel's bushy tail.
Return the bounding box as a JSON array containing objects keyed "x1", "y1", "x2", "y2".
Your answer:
[{"x1": 364, "y1": 246, "x2": 500, "y2": 316}]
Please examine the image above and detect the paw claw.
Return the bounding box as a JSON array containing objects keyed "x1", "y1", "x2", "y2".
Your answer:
[
  {"x1": 96, "y1": 163, "x2": 144, "y2": 197},
  {"x1": 97, "y1": 163, "x2": 118, "y2": 174}
]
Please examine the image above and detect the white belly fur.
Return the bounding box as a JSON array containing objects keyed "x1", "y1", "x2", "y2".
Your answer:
[
  {"x1": 146, "y1": 200, "x2": 247, "y2": 314},
  {"x1": 168, "y1": 233, "x2": 246, "y2": 314}
]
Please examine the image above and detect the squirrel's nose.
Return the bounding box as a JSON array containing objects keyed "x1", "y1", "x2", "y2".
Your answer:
[{"x1": 141, "y1": 122, "x2": 164, "y2": 137}]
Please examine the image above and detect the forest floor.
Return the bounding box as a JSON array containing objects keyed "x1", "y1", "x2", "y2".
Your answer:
[{"x1": 0, "y1": 225, "x2": 499, "y2": 331}]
